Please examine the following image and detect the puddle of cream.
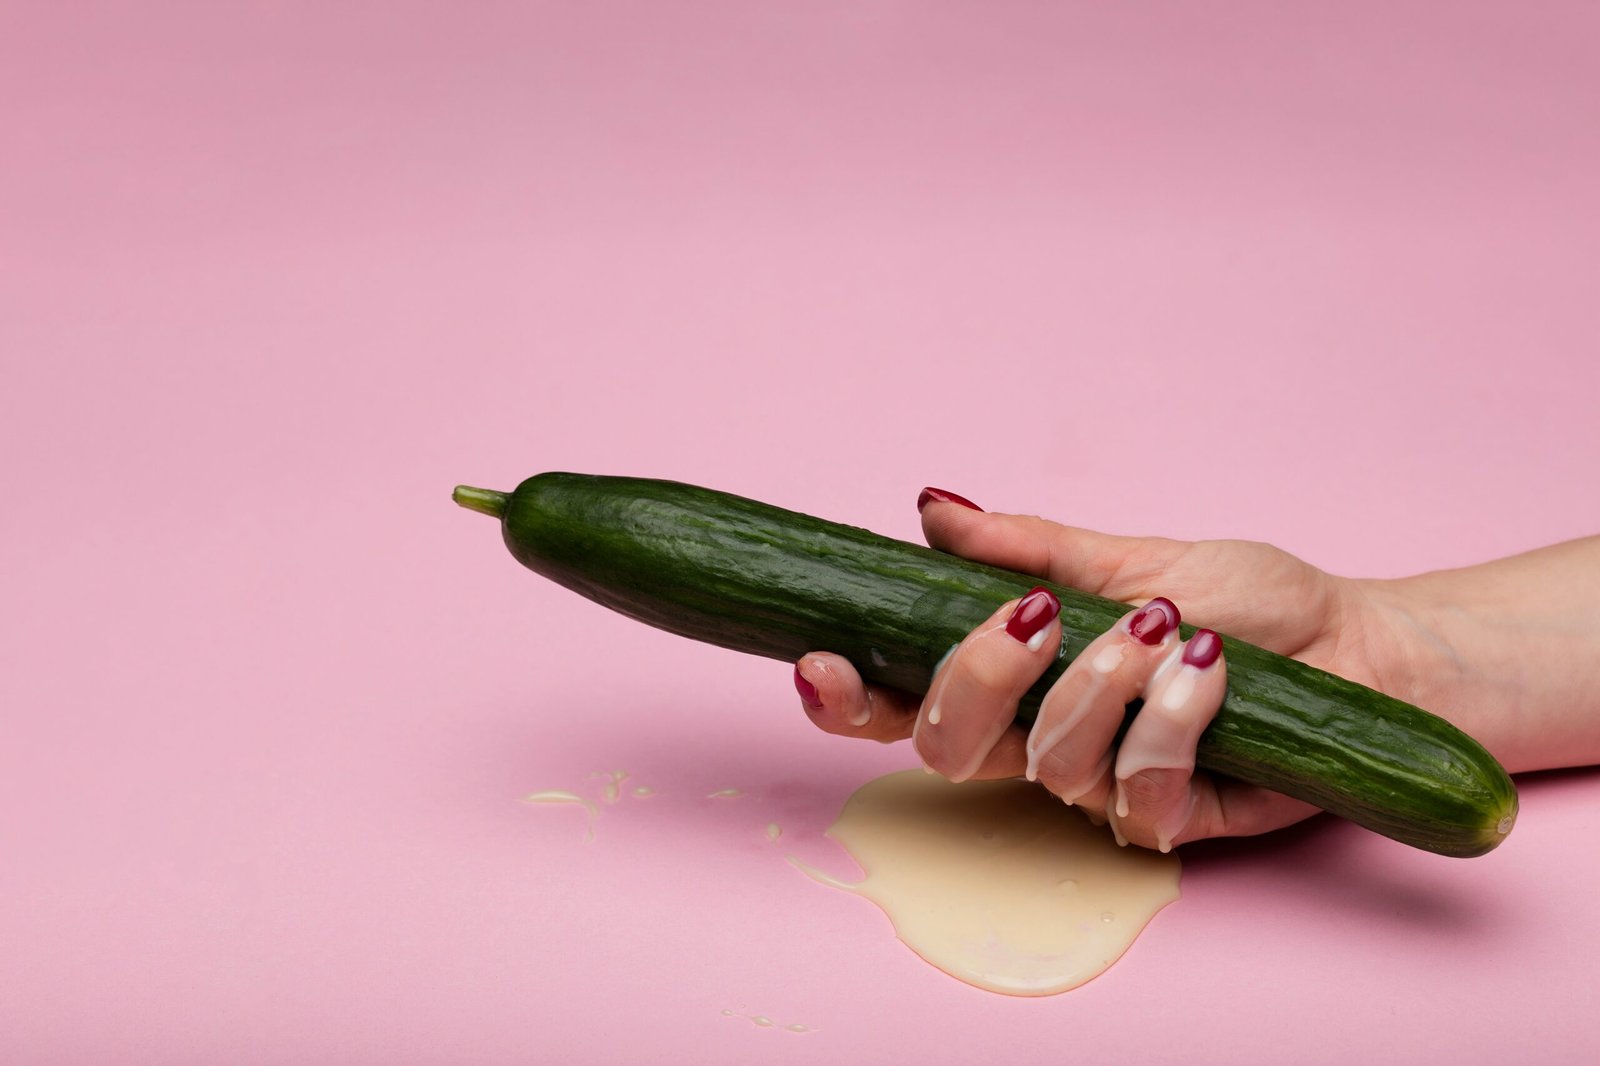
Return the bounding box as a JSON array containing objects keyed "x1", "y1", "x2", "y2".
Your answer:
[{"x1": 793, "y1": 769, "x2": 1180, "y2": 996}]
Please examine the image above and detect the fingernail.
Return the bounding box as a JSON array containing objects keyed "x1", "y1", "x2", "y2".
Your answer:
[
  {"x1": 916, "y1": 487, "x2": 983, "y2": 513},
  {"x1": 1183, "y1": 628, "x2": 1222, "y2": 669},
  {"x1": 793, "y1": 665, "x2": 823, "y2": 709},
  {"x1": 1128, "y1": 597, "x2": 1180, "y2": 645},
  {"x1": 1005, "y1": 586, "x2": 1061, "y2": 648}
]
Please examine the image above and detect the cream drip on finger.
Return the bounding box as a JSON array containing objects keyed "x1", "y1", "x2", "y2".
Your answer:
[
  {"x1": 1114, "y1": 656, "x2": 1218, "y2": 781},
  {"x1": 1025, "y1": 678, "x2": 1105, "y2": 783},
  {"x1": 1023, "y1": 627, "x2": 1134, "y2": 782},
  {"x1": 915, "y1": 642, "x2": 962, "y2": 738},
  {"x1": 1110, "y1": 628, "x2": 1227, "y2": 849}
]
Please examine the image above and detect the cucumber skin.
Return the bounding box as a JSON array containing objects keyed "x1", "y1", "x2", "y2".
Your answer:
[{"x1": 496, "y1": 473, "x2": 1517, "y2": 857}]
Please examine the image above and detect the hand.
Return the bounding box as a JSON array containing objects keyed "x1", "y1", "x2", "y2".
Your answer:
[{"x1": 792, "y1": 488, "x2": 1407, "y2": 851}]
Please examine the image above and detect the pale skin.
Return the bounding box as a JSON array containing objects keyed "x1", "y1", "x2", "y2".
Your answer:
[{"x1": 794, "y1": 494, "x2": 1600, "y2": 852}]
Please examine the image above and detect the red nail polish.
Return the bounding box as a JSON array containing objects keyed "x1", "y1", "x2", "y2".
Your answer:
[
  {"x1": 794, "y1": 665, "x2": 823, "y2": 709},
  {"x1": 1183, "y1": 629, "x2": 1222, "y2": 669},
  {"x1": 1005, "y1": 586, "x2": 1061, "y2": 645},
  {"x1": 916, "y1": 487, "x2": 983, "y2": 513},
  {"x1": 1128, "y1": 597, "x2": 1180, "y2": 645}
]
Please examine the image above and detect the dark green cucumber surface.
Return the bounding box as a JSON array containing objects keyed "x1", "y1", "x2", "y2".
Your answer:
[{"x1": 463, "y1": 472, "x2": 1518, "y2": 857}]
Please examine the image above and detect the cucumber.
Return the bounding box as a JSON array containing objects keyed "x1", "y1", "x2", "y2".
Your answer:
[{"x1": 453, "y1": 473, "x2": 1517, "y2": 857}]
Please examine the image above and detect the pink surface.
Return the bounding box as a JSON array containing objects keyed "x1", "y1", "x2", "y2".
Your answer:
[{"x1": 4, "y1": 3, "x2": 1599, "y2": 1062}]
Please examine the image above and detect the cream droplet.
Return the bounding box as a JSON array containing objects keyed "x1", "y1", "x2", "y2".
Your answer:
[
  {"x1": 721, "y1": 1009, "x2": 817, "y2": 1033},
  {"x1": 707, "y1": 788, "x2": 743, "y2": 799},
  {"x1": 524, "y1": 789, "x2": 589, "y2": 806},
  {"x1": 592, "y1": 770, "x2": 629, "y2": 804},
  {"x1": 1092, "y1": 643, "x2": 1124, "y2": 674},
  {"x1": 1160, "y1": 669, "x2": 1197, "y2": 712},
  {"x1": 522, "y1": 790, "x2": 599, "y2": 840}
]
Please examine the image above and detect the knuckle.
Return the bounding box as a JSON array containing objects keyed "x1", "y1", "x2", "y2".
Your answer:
[
  {"x1": 1118, "y1": 770, "x2": 1171, "y2": 813},
  {"x1": 816, "y1": 712, "x2": 858, "y2": 738},
  {"x1": 1133, "y1": 701, "x2": 1195, "y2": 744},
  {"x1": 915, "y1": 735, "x2": 956, "y2": 776},
  {"x1": 1036, "y1": 749, "x2": 1106, "y2": 806},
  {"x1": 962, "y1": 653, "x2": 1019, "y2": 694}
]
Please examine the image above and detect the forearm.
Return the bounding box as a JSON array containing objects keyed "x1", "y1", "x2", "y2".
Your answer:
[{"x1": 1360, "y1": 536, "x2": 1600, "y2": 773}]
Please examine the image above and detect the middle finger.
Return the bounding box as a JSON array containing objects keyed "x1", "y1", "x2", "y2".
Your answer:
[
  {"x1": 1025, "y1": 597, "x2": 1184, "y2": 808},
  {"x1": 914, "y1": 586, "x2": 1062, "y2": 782}
]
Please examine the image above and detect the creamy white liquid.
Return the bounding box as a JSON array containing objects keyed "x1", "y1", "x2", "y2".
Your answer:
[
  {"x1": 593, "y1": 770, "x2": 629, "y2": 803},
  {"x1": 522, "y1": 790, "x2": 599, "y2": 840},
  {"x1": 720, "y1": 1009, "x2": 817, "y2": 1033},
  {"x1": 523, "y1": 772, "x2": 654, "y2": 838},
  {"x1": 523, "y1": 766, "x2": 1174, "y2": 996},
  {"x1": 795, "y1": 770, "x2": 1180, "y2": 996}
]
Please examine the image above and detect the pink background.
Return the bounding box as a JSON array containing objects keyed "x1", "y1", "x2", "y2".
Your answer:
[{"x1": 4, "y1": 3, "x2": 1598, "y2": 1062}]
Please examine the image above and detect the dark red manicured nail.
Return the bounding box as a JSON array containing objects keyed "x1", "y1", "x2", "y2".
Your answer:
[
  {"x1": 917, "y1": 487, "x2": 983, "y2": 513},
  {"x1": 1005, "y1": 586, "x2": 1061, "y2": 646},
  {"x1": 1183, "y1": 629, "x2": 1222, "y2": 668},
  {"x1": 1128, "y1": 597, "x2": 1180, "y2": 645},
  {"x1": 794, "y1": 665, "x2": 823, "y2": 709}
]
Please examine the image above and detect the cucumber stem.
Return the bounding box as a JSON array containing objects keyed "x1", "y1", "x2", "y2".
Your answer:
[{"x1": 453, "y1": 485, "x2": 509, "y2": 518}]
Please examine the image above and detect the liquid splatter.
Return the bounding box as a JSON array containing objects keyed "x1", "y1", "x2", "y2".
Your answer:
[
  {"x1": 522, "y1": 790, "x2": 599, "y2": 840},
  {"x1": 721, "y1": 1009, "x2": 817, "y2": 1033},
  {"x1": 592, "y1": 770, "x2": 629, "y2": 804}
]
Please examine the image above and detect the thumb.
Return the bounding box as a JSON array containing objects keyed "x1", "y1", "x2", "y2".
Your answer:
[{"x1": 916, "y1": 488, "x2": 1189, "y2": 600}]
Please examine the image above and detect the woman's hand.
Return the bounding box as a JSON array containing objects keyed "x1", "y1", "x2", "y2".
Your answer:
[{"x1": 792, "y1": 488, "x2": 1413, "y2": 851}]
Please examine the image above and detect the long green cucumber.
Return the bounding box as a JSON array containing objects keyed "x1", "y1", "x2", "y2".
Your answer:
[{"x1": 453, "y1": 473, "x2": 1517, "y2": 857}]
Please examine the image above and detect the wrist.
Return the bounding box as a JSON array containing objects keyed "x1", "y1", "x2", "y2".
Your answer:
[
  {"x1": 1356, "y1": 563, "x2": 1600, "y2": 774},
  {"x1": 1350, "y1": 575, "x2": 1513, "y2": 764}
]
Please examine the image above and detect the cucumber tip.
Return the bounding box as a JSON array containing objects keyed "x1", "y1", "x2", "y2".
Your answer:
[{"x1": 453, "y1": 485, "x2": 509, "y2": 518}]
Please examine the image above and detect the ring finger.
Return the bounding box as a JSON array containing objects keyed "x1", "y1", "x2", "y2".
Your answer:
[{"x1": 1025, "y1": 597, "x2": 1184, "y2": 809}]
